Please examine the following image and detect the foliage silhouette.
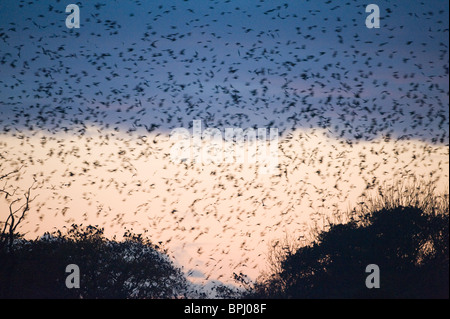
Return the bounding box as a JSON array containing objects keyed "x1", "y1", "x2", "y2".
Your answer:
[
  {"x1": 0, "y1": 224, "x2": 188, "y2": 299},
  {"x1": 246, "y1": 205, "x2": 449, "y2": 299}
]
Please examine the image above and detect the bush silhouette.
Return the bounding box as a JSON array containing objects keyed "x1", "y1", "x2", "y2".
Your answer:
[
  {"x1": 247, "y1": 206, "x2": 449, "y2": 299},
  {"x1": 0, "y1": 225, "x2": 188, "y2": 299}
]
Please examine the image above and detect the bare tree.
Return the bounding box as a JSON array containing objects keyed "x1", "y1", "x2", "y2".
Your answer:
[{"x1": 0, "y1": 168, "x2": 36, "y2": 252}]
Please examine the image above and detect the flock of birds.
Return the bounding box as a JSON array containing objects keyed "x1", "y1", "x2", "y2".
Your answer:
[{"x1": 0, "y1": 0, "x2": 448, "y2": 289}]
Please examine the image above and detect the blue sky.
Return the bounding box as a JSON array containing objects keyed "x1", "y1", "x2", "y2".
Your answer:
[{"x1": 0, "y1": 0, "x2": 448, "y2": 142}]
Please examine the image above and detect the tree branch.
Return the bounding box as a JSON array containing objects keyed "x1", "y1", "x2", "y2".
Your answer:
[
  {"x1": 1, "y1": 171, "x2": 36, "y2": 251},
  {"x1": 0, "y1": 166, "x2": 23, "y2": 181}
]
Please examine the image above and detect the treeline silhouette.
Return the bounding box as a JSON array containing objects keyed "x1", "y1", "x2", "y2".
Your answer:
[
  {"x1": 242, "y1": 206, "x2": 448, "y2": 299},
  {"x1": 1, "y1": 176, "x2": 448, "y2": 298},
  {"x1": 0, "y1": 225, "x2": 188, "y2": 298},
  {"x1": 242, "y1": 182, "x2": 449, "y2": 299}
]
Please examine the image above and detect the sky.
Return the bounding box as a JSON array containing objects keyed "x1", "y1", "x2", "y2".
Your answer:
[{"x1": 0, "y1": 0, "x2": 449, "y2": 290}]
